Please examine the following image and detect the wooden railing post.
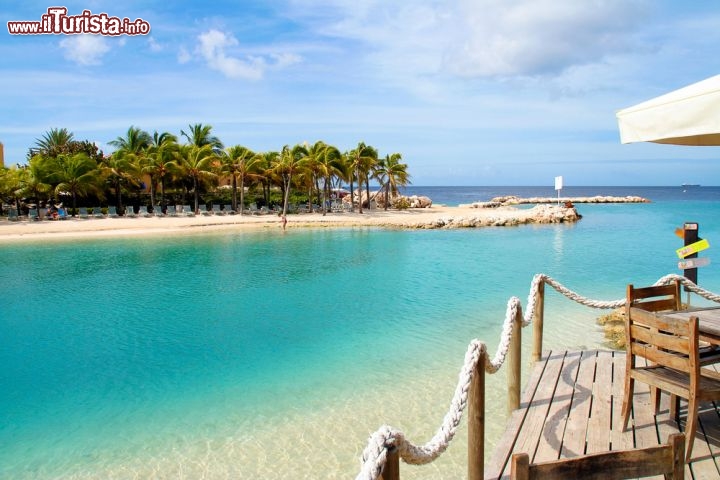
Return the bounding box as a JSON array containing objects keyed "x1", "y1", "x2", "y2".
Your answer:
[
  {"x1": 532, "y1": 280, "x2": 545, "y2": 362},
  {"x1": 380, "y1": 446, "x2": 399, "y2": 480},
  {"x1": 468, "y1": 345, "x2": 486, "y2": 480},
  {"x1": 508, "y1": 306, "x2": 522, "y2": 413}
]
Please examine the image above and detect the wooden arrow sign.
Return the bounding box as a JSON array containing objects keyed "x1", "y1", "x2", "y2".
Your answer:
[
  {"x1": 676, "y1": 238, "x2": 710, "y2": 258},
  {"x1": 678, "y1": 257, "x2": 711, "y2": 269}
]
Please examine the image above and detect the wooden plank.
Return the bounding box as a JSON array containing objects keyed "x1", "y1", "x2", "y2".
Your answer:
[
  {"x1": 533, "y1": 351, "x2": 583, "y2": 463},
  {"x1": 688, "y1": 403, "x2": 720, "y2": 478},
  {"x1": 560, "y1": 350, "x2": 598, "y2": 458},
  {"x1": 654, "y1": 389, "x2": 692, "y2": 478},
  {"x1": 485, "y1": 350, "x2": 554, "y2": 479},
  {"x1": 628, "y1": 364, "x2": 659, "y2": 450},
  {"x1": 524, "y1": 440, "x2": 680, "y2": 480},
  {"x1": 610, "y1": 351, "x2": 635, "y2": 451},
  {"x1": 511, "y1": 350, "x2": 567, "y2": 459},
  {"x1": 619, "y1": 356, "x2": 665, "y2": 480},
  {"x1": 585, "y1": 350, "x2": 613, "y2": 454},
  {"x1": 489, "y1": 349, "x2": 720, "y2": 480}
]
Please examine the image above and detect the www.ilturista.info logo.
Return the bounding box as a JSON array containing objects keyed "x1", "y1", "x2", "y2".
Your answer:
[{"x1": 7, "y1": 7, "x2": 150, "y2": 35}]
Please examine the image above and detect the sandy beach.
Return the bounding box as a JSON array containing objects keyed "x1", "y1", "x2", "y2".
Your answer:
[{"x1": 0, "y1": 204, "x2": 581, "y2": 242}]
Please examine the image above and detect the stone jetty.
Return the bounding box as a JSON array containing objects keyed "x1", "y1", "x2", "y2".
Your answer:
[
  {"x1": 403, "y1": 204, "x2": 581, "y2": 229},
  {"x1": 484, "y1": 195, "x2": 650, "y2": 206}
]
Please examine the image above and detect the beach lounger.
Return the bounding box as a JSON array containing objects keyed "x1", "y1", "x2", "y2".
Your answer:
[
  {"x1": 93, "y1": 207, "x2": 105, "y2": 218},
  {"x1": 183, "y1": 205, "x2": 195, "y2": 217},
  {"x1": 125, "y1": 206, "x2": 136, "y2": 218},
  {"x1": 152, "y1": 205, "x2": 163, "y2": 217},
  {"x1": 29, "y1": 208, "x2": 39, "y2": 221},
  {"x1": 8, "y1": 208, "x2": 19, "y2": 221},
  {"x1": 79, "y1": 207, "x2": 89, "y2": 219},
  {"x1": 108, "y1": 206, "x2": 119, "y2": 218},
  {"x1": 212, "y1": 204, "x2": 225, "y2": 215},
  {"x1": 138, "y1": 206, "x2": 151, "y2": 217},
  {"x1": 199, "y1": 204, "x2": 210, "y2": 216}
]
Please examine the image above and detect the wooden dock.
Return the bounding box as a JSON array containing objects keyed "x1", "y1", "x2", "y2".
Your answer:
[{"x1": 485, "y1": 350, "x2": 720, "y2": 479}]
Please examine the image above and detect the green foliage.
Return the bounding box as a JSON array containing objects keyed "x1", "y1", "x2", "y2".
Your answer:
[
  {"x1": 17, "y1": 127, "x2": 413, "y2": 213},
  {"x1": 394, "y1": 197, "x2": 411, "y2": 210}
]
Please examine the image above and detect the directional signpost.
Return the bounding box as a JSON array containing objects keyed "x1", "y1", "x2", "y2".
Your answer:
[{"x1": 676, "y1": 222, "x2": 710, "y2": 295}]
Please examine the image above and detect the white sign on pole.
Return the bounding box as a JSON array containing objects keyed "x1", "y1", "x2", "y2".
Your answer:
[{"x1": 554, "y1": 176, "x2": 563, "y2": 205}]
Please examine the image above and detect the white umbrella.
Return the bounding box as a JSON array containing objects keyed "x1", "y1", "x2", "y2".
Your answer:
[{"x1": 616, "y1": 74, "x2": 720, "y2": 146}]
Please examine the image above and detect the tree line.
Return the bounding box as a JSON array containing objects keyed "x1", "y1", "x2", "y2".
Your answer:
[{"x1": 0, "y1": 124, "x2": 411, "y2": 217}]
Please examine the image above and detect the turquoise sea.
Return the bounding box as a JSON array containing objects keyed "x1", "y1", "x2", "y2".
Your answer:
[{"x1": 2, "y1": 186, "x2": 720, "y2": 479}]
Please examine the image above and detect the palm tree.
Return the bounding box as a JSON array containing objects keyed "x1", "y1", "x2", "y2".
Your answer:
[
  {"x1": 257, "y1": 151, "x2": 279, "y2": 207},
  {"x1": 41, "y1": 153, "x2": 103, "y2": 214},
  {"x1": 32, "y1": 128, "x2": 74, "y2": 157},
  {"x1": 273, "y1": 144, "x2": 308, "y2": 217},
  {"x1": 223, "y1": 145, "x2": 261, "y2": 214},
  {"x1": 19, "y1": 158, "x2": 53, "y2": 212},
  {"x1": 180, "y1": 123, "x2": 224, "y2": 152},
  {"x1": 108, "y1": 126, "x2": 152, "y2": 213},
  {"x1": 145, "y1": 131, "x2": 178, "y2": 212},
  {"x1": 310, "y1": 142, "x2": 343, "y2": 215},
  {"x1": 376, "y1": 153, "x2": 410, "y2": 210},
  {"x1": 0, "y1": 166, "x2": 28, "y2": 214},
  {"x1": 172, "y1": 144, "x2": 217, "y2": 213},
  {"x1": 109, "y1": 126, "x2": 152, "y2": 156},
  {"x1": 347, "y1": 142, "x2": 378, "y2": 214},
  {"x1": 101, "y1": 152, "x2": 141, "y2": 213}
]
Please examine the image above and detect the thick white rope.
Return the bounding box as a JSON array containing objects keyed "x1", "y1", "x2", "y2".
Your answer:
[
  {"x1": 356, "y1": 272, "x2": 719, "y2": 479},
  {"x1": 356, "y1": 340, "x2": 486, "y2": 480}
]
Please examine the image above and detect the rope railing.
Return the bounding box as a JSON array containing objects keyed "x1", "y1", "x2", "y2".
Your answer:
[{"x1": 356, "y1": 272, "x2": 720, "y2": 480}]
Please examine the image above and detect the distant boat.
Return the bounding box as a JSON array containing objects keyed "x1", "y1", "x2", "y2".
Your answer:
[{"x1": 682, "y1": 183, "x2": 700, "y2": 188}]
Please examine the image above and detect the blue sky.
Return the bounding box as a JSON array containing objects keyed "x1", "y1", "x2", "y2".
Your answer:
[{"x1": 2, "y1": 0, "x2": 720, "y2": 186}]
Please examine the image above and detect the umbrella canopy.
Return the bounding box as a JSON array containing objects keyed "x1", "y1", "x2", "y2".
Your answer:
[{"x1": 616, "y1": 74, "x2": 720, "y2": 146}]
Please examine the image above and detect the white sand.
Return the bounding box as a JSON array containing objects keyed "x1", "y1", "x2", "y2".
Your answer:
[{"x1": 0, "y1": 205, "x2": 578, "y2": 242}]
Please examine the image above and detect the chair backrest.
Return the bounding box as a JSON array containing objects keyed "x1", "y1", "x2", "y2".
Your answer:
[
  {"x1": 510, "y1": 433, "x2": 685, "y2": 480},
  {"x1": 626, "y1": 306, "x2": 699, "y2": 376},
  {"x1": 626, "y1": 281, "x2": 681, "y2": 313}
]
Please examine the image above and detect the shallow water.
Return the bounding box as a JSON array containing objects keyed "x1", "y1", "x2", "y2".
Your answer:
[{"x1": 2, "y1": 187, "x2": 720, "y2": 478}]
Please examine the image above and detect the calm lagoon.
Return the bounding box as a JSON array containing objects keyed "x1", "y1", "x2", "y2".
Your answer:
[{"x1": 2, "y1": 186, "x2": 720, "y2": 478}]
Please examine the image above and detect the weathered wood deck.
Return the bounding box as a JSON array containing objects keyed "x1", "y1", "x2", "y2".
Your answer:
[{"x1": 485, "y1": 350, "x2": 720, "y2": 479}]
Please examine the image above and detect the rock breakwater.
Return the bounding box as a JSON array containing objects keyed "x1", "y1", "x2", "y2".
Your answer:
[
  {"x1": 402, "y1": 204, "x2": 581, "y2": 229},
  {"x1": 484, "y1": 195, "x2": 649, "y2": 206}
]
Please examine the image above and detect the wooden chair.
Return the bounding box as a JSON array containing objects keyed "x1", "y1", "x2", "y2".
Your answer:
[
  {"x1": 627, "y1": 282, "x2": 720, "y2": 369},
  {"x1": 627, "y1": 281, "x2": 681, "y2": 313},
  {"x1": 510, "y1": 433, "x2": 685, "y2": 479},
  {"x1": 621, "y1": 307, "x2": 720, "y2": 461}
]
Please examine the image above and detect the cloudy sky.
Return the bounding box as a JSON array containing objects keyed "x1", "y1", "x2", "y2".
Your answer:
[{"x1": 2, "y1": 0, "x2": 720, "y2": 185}]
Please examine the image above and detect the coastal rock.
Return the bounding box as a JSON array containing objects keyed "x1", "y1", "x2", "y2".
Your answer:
[
  {"x1": 348, "y1": 191, "x2": 433, "y2": 209},
  {"x1": 489, "y1": 195, "x2": 650, "y2": 205},
  {"x1": 404, "y1": 205, "x2": 581, "y2": 229},
  {"x1": 408, "y1": 195, "x2": 433, "y2": 208}
]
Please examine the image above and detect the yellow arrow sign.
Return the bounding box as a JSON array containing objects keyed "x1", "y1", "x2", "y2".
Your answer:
[{"x1": 676, "y1": 238, "x2": 710, "y2": 259}]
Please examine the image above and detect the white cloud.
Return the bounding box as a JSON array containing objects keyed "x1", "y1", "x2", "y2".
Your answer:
[
  {"x1": 190, "y1": 29, "x2": 302, "y2": 80},
  {"x1": 178, "y1": 46, "x2": 191, "y2": 64},
  {"x1": 148, "y1": 36, "x2": 163, "y2": 53},
  {"x1": 197, "y1": 29, "x2": 264, "y2": 80},
  {"x1": 289, "y1": 0, "x2": 648, "y2": 80},
  {"x1": 445, "y1": 0, "x2": 646, "y2": 78},
  {"x1": 58, "y1": 35, "x2": 111, "y2": 65}
]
